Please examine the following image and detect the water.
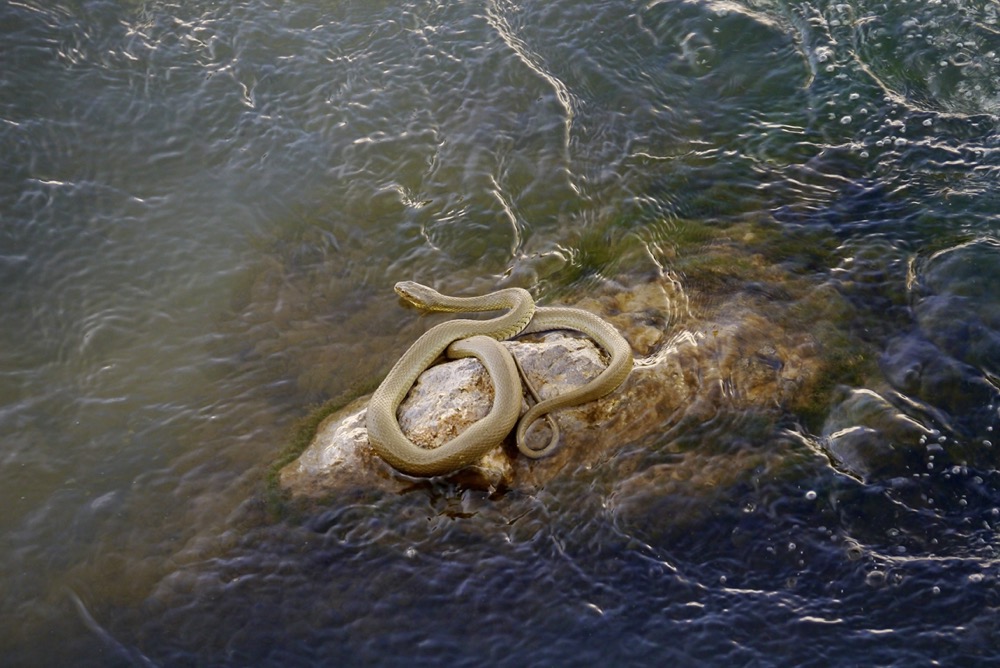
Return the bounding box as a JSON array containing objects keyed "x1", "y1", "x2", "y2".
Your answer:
[{"x1": 3, "y1": 0, "x2": 1000, "y2": 664}]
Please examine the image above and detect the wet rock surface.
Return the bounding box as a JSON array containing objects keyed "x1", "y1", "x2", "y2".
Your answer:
[{"x1": 279, "y1": 272, "x2": 830, "y2": 499}]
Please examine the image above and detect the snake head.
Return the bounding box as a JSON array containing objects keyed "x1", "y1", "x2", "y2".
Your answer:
[{"x1": 394, "y1": 281, "x2": 439, "y2": 309}]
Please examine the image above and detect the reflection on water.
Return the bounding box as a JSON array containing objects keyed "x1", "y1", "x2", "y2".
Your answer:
[{"x1": 2, "y1": 0, "x2": 1000, "y2": 664}]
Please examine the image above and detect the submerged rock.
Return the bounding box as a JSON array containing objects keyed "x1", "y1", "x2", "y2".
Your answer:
[
  {"x1": 279, "y1": 273, "x2": 829, "y2": 499},
  {"x1": 816, "y1": 238, "x2": 1000, "y2": 482},
  {"x1": 880, "y1": 333, "x2": 995, "y2": 418},
  {"x1": 821, "y1": 387, "x2": 935, "y2": 481}
]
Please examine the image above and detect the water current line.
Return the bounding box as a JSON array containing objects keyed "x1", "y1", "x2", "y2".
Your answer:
[
  {"x1": 68, "y1": 588, "x2": 157, "y2": 667},
  {"x1": 484, "y1": 0, "x2": 579, "y2": 195},
  {"x1": 488, "y1": 173, "x2": 523, "y2": 256}
]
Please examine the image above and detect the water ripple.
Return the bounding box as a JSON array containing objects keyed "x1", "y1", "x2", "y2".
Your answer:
[{"x1": 4, "y1": 0, "x2": 1000, "y2": 664}]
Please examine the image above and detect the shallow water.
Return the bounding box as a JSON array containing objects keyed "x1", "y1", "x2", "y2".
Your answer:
[{"x1": 3, "y1": 0, "x2": 1000, "y2": 664}]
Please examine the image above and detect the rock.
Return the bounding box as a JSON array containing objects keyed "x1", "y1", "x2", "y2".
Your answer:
[
  {"x1": 278, "y1": 274, "x2": 828, "y2": 499},
  {"x1": 880, "y1": 333, "x2": 996, "y2": 417},
  {"x1": 821, "y1": 387, "x2": 934, "y2": 480},
  {"x1": 607, "y1": 445, "x2": 783, "y2": 537},
  {"x1": 277, "y1": 396, "x2": 385, "y2": 498},
  {"x1": 278, "y1": 331, "x2": 620, "y2": 496}
]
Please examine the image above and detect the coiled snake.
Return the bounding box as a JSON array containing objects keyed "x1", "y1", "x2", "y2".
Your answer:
[{"x1": 366, "y1": 281, "x2": 633, "y2": 476}]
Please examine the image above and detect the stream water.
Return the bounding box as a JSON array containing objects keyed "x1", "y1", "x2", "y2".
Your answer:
[{"x1": 4, "y1": 0, "x2": 1000, "y2": 664}]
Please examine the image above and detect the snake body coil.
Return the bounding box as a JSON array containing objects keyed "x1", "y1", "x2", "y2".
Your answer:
[{"x1": 366, "y1": 281, "x2": 632, "y2": 477}]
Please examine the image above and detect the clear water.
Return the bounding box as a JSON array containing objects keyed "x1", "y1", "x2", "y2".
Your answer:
[{"x1": 3, "y1": 0, "x2": 1000, "y2": 664}]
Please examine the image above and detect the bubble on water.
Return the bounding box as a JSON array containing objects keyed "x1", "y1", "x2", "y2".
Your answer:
[
  {"x1": 984, "y1": 440, "x2": 993, "y2": 447},
  {"x1": 865, "y1": 570, "x2": 886, "y2": 587},
  {"x1": 860, "y1": 151, "x2": 869, "y2": 158},
  {"x1": 404, "y1": 546, "x2": 417, "y2": 558},
  {"x1": 849, "y1": 92, "x2": 860, "y2": 101},
  {"x1": 840, "y1": 115, "x2": 852, "y2": 124},
  {"x1": 923, "y1": 118, "x2": 933, "y2": 126},
  {"x1": 968, "y1": 573, "x2": 984, "y2": 584},
  {"x1": 950, "y1": 52, "x2": 973, "y2": 67},
  {"x1": 932, "y1": 586, "x2": 941, "y2": 595},
  {"x1": 805, "y1": 490, "x2": 817, "y2": 501}
]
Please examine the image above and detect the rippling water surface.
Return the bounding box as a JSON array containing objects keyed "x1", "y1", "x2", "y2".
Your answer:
[{"x1": 4, "y1": 0, "x2": 1000, "y2": 664}]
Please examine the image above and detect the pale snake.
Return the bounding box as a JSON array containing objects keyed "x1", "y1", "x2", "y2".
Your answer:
[{"x1": 366, "y1": 281, "x2": 633, "y2": 476}]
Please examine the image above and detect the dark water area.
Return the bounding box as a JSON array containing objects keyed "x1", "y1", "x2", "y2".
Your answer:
[{"x1": 3, "y1": 0, "x2": 1000, "y2": 664}]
